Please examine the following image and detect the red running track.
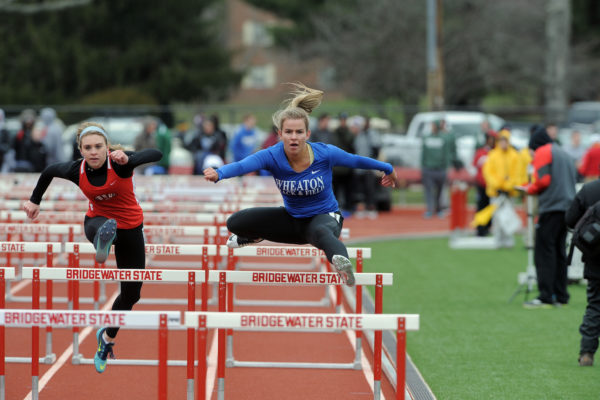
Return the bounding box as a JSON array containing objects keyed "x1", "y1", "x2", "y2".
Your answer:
[{"x1": 2, "y1": 207, "x2": 448, "y2": 399}]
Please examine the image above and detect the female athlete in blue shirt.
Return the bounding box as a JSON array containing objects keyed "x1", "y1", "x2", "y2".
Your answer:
[{"x1": 203, "y1": 84, "x2": 399, "y2": 286}]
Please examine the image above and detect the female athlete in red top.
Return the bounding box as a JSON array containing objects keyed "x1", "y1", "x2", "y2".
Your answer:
[{"x1": 23, "y1": 121, "x2": 162, "y2": 373}]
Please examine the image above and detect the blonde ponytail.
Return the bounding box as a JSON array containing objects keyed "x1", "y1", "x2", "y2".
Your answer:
[{"x1": 272, "y1": 83, "x2": 324, "y2": 130}]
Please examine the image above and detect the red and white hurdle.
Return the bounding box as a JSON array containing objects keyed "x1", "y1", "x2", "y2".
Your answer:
[
  {"x1": 185, "y1": 311, "x2": 419, "y2": 400},
  {"x1": 0, "y1": 309, "x2": 180, "y2": 400}
]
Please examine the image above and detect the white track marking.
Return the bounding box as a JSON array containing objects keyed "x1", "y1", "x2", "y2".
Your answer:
[{"x1": 205, "y1": 329, "x2": 219, "y2": 399}]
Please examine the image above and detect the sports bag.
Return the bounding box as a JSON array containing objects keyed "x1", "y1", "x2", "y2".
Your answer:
[{"x1": 569, "y1": 200, "x2": 600, "y2": 263}]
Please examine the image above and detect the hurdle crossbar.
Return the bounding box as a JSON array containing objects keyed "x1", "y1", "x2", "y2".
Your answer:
[
  {"x1": 0, "y1": 309, "x2": 179, "y2": 400},
  {"x1": 186, "y1": 311, "x2": 418, "y2": 400},
  {"x1": 64, "y1": 243, "x2": 217, "y2": 308}
]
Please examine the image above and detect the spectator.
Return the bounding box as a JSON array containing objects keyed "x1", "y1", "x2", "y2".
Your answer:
[
  {"x1": 421, "y1": 120, "x2": 450, "y2": 219},
  {"x1": 189, "y1": 117, "x2": 226, "y2": 175},
  {"x1": 133, "y1": 117, "x2": 166, "y2": 175},
  {"x1": 578, "y1": 135, "x2": 600, "y2": 182},
  {"x1": 483, "y1": 130, "x2": 522, "y2": 196},
  {"x1": 565, "y1": 178, "x2": 600, "y2": 367},
  {"x1": 472, "y1": 130, "x2": 497, "y2": 236},
  {"x1": 209, "y1": 114, "x2": 228, "y2": 162},
  {"x1": 154, "y1": 121, "x2": 172, "y2": 174},
  {"x1": 13, "y1": 109, "x2": 47, "y2": 172},
  {"x1": 330, "y1": 112, "x2": 355, "y2": 214},
  {"x1": 230, "y1": 114, "x2": 258, "y2": 162},
  {"x1": 39, "y1": 108, "x2": 65, "y2": 166},
  {"x1": 521, "y1": 127, "x2": 576, "y2": 308},
  {"x1": 563, "y1": 130, "x2": 586, "y2": 168},
  {"x1": 482, "y1": 129, "x2": 522, "y2": 247},
  {"x1": 310, "y1": 113, "x2": 332, "y2": 144},
  {"x1": 546, "y1": 122, "x2": 560, "y2": 144},
  {"x1": 350, "y1": 115, "x2": 380, "y2": 218},
  {"x1": 258, "y1": 124, "x2": 280, "y2": 176},
  {"x1": 0, "y1": 109, "x2": 11, "y2": 172},
  {"x1": 262, "y1": 124, "x2": 280, "y2": 149}
]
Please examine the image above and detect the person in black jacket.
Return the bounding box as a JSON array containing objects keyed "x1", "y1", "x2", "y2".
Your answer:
[
  {"x1": 520, "y1": 127, "x2": 576, "y2": 308},
  {"x1": 566, "y1": 180, "x2": 600, "y2": 366}
]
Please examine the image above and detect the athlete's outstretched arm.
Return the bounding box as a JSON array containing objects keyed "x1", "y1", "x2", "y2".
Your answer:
[
  {"x1": 328, "y1": 145, "x2": 400, "y2": 187},
  {"x1": 24, "y1": 160, "x2": 80, "y2": 220},
  {"x1": 203, "y1": 150, "x2": 269, "y2": 183}
]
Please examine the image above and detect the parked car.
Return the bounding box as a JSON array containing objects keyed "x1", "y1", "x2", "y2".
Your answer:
[{"x1": 380, "y1": 111, "x2": 506, "y2": 176}]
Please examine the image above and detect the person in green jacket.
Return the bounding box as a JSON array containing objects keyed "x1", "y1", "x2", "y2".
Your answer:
[{"x1": 420, "y1": 119, "x2": 456, "y2": 218}]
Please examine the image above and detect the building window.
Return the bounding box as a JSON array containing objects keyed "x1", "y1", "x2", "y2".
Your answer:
[
  {"x1": 242, "y1": 20, "x2": 274, "y2": 47},
  {"x1": 241, "y1": 64, "x2": 276, "y2": 89}
]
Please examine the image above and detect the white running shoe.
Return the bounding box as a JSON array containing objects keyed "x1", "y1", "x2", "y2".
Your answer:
[
  {"x1": 332, "y1": 255, "x2": 355, "y2": 287},
  {"x1": 226, "y1": 234, "x2": 263, "y2": 248}
]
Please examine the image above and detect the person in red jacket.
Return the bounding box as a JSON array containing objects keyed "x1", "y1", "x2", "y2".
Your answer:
[
  {"x1": 519, "y1": 127, "x2": 576, "y2": 308},
  {"x1": 472, "y1": 130, "x2": 497, "y2": 236},
  {"x1": 22, "y1": 121, "x2": 162, "y2": 373},
  {"x1": 578, "y1": 136, "x2": 600, "y2": 182}
]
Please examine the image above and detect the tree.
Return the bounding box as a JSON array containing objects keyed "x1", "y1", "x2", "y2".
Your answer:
[{"x1": 0, "y1": 0, "x2": 241, "y2": 104}]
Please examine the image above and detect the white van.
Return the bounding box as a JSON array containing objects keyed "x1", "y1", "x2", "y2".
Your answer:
[{"x1": 380, "y1": 111, "x2": 506, "y2": 175}]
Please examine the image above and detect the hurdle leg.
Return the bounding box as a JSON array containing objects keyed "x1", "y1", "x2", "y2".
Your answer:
[
  {"x1": 187, "y1": 272, "x2": 196, "y2": 400},
  {"x1": 0, "y1": 272, "x2": 5, "y2": 400},
  {"x1": 32, "y1": 270, "x2": 40, "y2": 400},
  {"x1": 71, "y1": 245, "x2": 83, "y2": 363},
  {"x1": 196, "y1": 316, "x2": 207, "y2": 400},
  {"x1": 45, "y1": 246, "x2": 56, "y2": 364},
  {"x1": 226, "y1": 255, "x2": 234, "y2": 367},
  {"x1": 158, "y1": 314, "x2": 168, "y2": 400},
  {"x1": 217, "y1": 272, "x2": 226, "y2": 400},
  {"x1": 354, "y1": 250, "x2": 363, "y2": 369},
  {"x1": 373, "y1": 274, "x2": 383, "y2": 400},
  {"x1": 396, "y1": 317, "x2": 406, "y2": 400}
]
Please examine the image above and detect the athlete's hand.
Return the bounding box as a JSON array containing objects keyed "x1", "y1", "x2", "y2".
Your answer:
[
  {"x1": 110, "y1": 150, "x2": 129, "y2": 165},
  {"x1": 203, "y1": 168, "x2": 219, "y2": 182},
  {"x1": 23, "y1": 201, "x2": 40, "y2": 221},
  {"x1": 381, "y1": 170, "x2": 400, "y2": 188}
]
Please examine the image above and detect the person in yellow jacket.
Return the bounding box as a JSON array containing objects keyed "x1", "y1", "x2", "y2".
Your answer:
[
  {"x1": 483, "y1": 129, "x2": 522, "y2": 197},
  {"x1": 481, "y1": 129, "x2": 523, "y2": 247}
]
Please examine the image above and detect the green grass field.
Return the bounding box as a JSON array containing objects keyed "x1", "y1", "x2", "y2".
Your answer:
[{"x1": 357, "y1": 236, "x2": 600, "y2": 400}]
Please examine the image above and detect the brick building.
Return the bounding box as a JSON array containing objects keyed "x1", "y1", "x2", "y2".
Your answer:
[{"x1": 225, "y1": 0, "x2": 343, "y2": 104}]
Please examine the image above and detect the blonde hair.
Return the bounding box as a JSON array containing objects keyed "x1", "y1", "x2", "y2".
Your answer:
[
  {"x1": 272, "y1": 83, "x2": 324, "y2": 130},
  {"x1": 76, "y1": 121, "x2": 124, "y2": 151}
]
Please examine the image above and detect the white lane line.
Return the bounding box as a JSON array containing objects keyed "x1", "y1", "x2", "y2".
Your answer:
[
  {"x1": 8, "y1": 279, "x2": 31, "y2": 295},
  {"x1": 205, "y1": 328, "x2": 219, "y2": 399},
  {"x1": 23, "y1": 290, "x2": 119, "y2": 400}
]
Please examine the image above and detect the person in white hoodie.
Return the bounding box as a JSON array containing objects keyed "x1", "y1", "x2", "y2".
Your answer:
[{"x1": 39, "y1": 107, "x2": 65, "y2": 166}]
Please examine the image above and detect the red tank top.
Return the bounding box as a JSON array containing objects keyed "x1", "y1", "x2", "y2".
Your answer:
[{"x1": 79, "y1": 156, "x2": 143, "y2": 229}]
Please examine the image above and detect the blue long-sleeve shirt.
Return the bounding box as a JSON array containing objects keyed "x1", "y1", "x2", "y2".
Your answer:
[{"x1": 216, "y1": 142, "x2": 393, "y2": 218}]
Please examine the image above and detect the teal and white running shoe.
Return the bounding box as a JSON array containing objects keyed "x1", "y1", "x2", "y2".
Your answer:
[{"x1": 94, "y1": 327, "x2": 115, "y2": 373}]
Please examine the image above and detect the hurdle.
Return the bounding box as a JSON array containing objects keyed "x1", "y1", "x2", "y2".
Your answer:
[
  {"x1": 186, "y1": 311, "x2": 419, "y2": 400},
  {"x1": 0, "y1": 309, "x2": 180, "y2": 400},
  {"x1": 206, "y1": 268, "x2": 391, "y2": 374},
  {"x1": 22, "y1": 266, "x2": 206, "y2": 397},
  {"x1": 221, "y1": 245, "x2": 371, "y2": 310}
]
